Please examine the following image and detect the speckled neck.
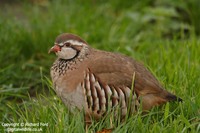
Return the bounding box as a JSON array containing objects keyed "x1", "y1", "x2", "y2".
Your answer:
[{"x1": 51, "y1": 46, "x2": 90, "y2": 75}]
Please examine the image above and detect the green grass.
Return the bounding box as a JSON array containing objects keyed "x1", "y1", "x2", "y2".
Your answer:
[{"x1": 0, "y1": 0, "x2": 200, "y2": 132}]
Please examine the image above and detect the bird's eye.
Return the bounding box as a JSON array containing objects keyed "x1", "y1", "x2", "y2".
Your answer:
[{"x1": 64, "y1": 42, "x2": 71, "y2": 47}]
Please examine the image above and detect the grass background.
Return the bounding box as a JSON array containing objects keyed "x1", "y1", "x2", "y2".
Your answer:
[{"x1": 0, "y1": 0, "x2": 199, "y2": 132}]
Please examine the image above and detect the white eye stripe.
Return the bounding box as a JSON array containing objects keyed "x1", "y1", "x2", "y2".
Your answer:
[
  {"x1": 63, "y1": 40, "x2": 85, "y2": 46},
  {"x1": 55, "y1": 40, "x2": 85, "y2": 47},
  {"x1": 57, "y1": 42, "x2": 64, "y2": 46}
]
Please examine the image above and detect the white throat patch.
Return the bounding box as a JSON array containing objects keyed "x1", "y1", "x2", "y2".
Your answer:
[{"x1": 56, "y1": 47, "x2": 77, "y2": 60}]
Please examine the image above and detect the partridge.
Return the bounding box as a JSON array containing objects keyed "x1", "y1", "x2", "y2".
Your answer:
[{"x1": 49, "y1": 33, "x2": 182, "y2": 125}]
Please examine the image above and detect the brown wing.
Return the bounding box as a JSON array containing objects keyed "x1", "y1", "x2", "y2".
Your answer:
[
  {"x1": 88, "y1": 50, "x2": 162, "y2": 94},
  {"x1": 87, "y1": 49, "x2": 180, "y2": 110}
]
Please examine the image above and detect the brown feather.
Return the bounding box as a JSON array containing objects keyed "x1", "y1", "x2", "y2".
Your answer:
[
  {"x1": 84, "y1": 49, "x2": 181, "y2": 110},
  {"x1": 50, "y1": 33, "x2": 182, "y2": 128}
]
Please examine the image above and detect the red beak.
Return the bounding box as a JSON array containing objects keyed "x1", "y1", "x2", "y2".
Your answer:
[{"x1": 48, "y1": 44, "x2": 61, "y2": 54}]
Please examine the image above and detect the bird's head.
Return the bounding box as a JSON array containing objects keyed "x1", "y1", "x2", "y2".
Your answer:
[{"x1": 49, "y1": 33, "x2": 89, "y2": 60}]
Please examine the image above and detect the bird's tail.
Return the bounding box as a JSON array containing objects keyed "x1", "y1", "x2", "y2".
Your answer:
[
  {"x1": 165, "y1": 92, "x2": 182, "y2": 102},
  {"x1": 141, "y1": 90, "x2": 182, "y2": 111}
]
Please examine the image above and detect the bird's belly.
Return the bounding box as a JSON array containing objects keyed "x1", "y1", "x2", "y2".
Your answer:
[{"x1": 55, "y1": 83, "x2": 87, "y2": 112}]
